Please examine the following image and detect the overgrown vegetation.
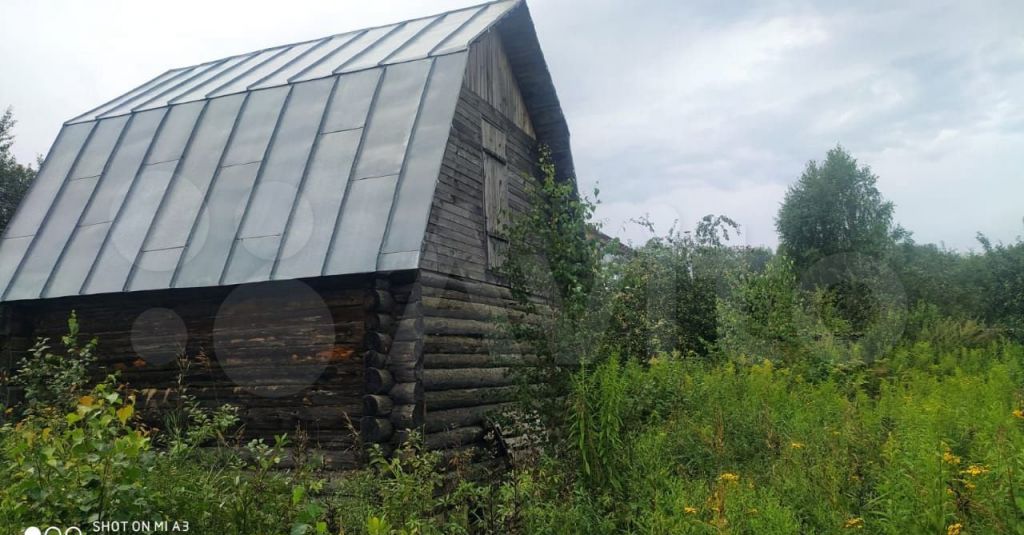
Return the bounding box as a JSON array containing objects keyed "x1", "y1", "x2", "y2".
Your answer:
[{"x1": 1, "y1": 145, "x2": 1022, "y2": 533}]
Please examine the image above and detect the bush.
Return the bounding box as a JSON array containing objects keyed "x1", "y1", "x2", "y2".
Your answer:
[{"x1": 13, "y1": 311, "x2": 97, "y2": 416}]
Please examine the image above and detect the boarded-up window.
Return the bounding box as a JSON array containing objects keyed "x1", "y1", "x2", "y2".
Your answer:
[{"x1": 483, "y1": 120, "x2": 508, "y2": 269}]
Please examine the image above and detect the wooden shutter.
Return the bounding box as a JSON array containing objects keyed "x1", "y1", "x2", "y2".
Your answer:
[
  {"x1": 483, "y1": 120, "x2": 509, "y2": 269},
  {"x1": 484, "y1": 155, "x2": 509, "y2": 235},
  {"x1": 482, "y1": 120, "x2": 507, "y2": 162}
]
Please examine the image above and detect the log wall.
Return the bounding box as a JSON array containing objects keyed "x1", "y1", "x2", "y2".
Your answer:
[
  {"x1": 0, "y1": 274, "x2": 392, "y2": 467},
  {"x1": 419, "y1": 270, "x2": 541, "y2": 451},
  {"x1": 359, "y1": 271, "x2": 425, "y2": 453}
]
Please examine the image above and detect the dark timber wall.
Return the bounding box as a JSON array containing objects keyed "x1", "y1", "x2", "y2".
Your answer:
[{"x1": 0, "y1": 274, "x2": 395, "y2": 467}]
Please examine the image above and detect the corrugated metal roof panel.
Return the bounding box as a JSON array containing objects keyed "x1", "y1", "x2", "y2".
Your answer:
[{"x1": 0, "y1": 0, "x2": 531, "y2": 302}]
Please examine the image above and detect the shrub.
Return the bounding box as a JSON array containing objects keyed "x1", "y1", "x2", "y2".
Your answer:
[{"x1": 12, "y1": 311, "x2": 96, "y2": 416}]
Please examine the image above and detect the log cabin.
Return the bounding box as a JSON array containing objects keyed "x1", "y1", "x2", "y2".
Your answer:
[{"x1": 0, "y1": 0, "x2": 573, "y2": 466}]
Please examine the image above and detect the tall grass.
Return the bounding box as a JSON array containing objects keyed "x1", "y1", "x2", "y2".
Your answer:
[{"x1": 506, "y1": 339, "x2": 1024, "y2": 534}]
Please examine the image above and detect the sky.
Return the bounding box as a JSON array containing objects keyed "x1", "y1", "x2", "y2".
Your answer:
[{"x1": 2, "y1": 0, "x2": 1022, "y2": 251}]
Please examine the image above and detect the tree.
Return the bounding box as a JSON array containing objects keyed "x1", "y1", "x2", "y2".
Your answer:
[
  {"x1": 0, "y1": 107, "x2": 38, "y2": 234},
  {"x1": 776, "y1": 146, "x2": 908, "y2": 338},
  {"x1": 775, "y1": 146, "x2": 904, "y2": 271}
]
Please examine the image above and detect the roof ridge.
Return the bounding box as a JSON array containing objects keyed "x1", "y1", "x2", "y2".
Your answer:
[
  {"x1": 171, "y1": 0, "x2": 514, "y2": 73},
  {"x1": 65, "y1": 0, "x2": 521, "y2": 125}
]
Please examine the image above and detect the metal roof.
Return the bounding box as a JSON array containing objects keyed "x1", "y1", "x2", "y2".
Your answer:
[{"x1": 0, "y1": 0, "x2": 521, "y2": 302}]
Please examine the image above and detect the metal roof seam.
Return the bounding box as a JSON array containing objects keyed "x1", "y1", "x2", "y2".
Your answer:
[
  {"x1": 70, "y1": 50, "x2": 477, "y2": 126},
  {"x1": 60, "y1": 119, "x2": 135, "y2": 295},
  {"x1": 41, "y1": 113, "x2": 140, "y2": 298},
  {"x1": 287, "y1": 29, "x2": 370, "y2": 84},
  {"x1": 191, "y1": 0, "x2": 500, "y2": 72},
  {"x1": 76, "y1": 69, "x2": 193, "y2": 125},
  {"x1": 377, "y1": 12, "x2": 448, "y2": 66},
  {"x1": 469, "y1": 0, "x2": 522, "y2": 45},
  {"x1": 167, "y1": 54, "x2": 267, "y2": 105},
  {"x1": 66, "y1": 69, "x2": 181, "y2": 125},
  {"x1": 167, "y1": 93, "x2": 253, "y2": 290},
  {"x1": 118, "y1": 103, "x2": 210, "y2": 293},
  {"x1": 131, "y1": 57, "x2": 234, "y2": 112},
  {"x1": 269, "y1": 75, "x2": 343, "y2": 281},
  {"x1": 1, "y1": 121, "x2": 100, "y2": 300},
  {"x1": 319, "y1": 66, "x2": 388, "y2": 277},
  {"x1": 205, "y1": 46, "x2": 294, "y2": 100},
  {"x1": 64, "y1": 1, "x2": 519, "y2": 124},
  {"x1": 332, "y1": 22, "x2": 409, "y2": 75},
  {"x1": 427, "y1": 4, "x2": 490, "y2": 58},
  {"x1": 376, "y1": 58, "x2": 439, "y2": 270},
  {"x1": 217, "y1": 84, "x2": 298, "y2": 286},
  {"x1": 2, "y1": 126, "x2": 76, "y2": 241},
  {"x1": 100, "y1": 62, "x2": 221, "y2": 119},
  {"x1": 2, "y1": 0, "x2": 557, "y2": 301},
  {"x1": 247, "y1": 37, "x2": 334, "y2": 90}
]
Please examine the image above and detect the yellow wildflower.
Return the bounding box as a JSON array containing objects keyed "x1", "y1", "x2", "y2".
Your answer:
[
  {"x1": 964, "y1": 481, "x2": 976, "y2": 490},
  {"x1": 1013, "y1": 409, "x2": 1024, "y2": 419},
  {"x1": 790, "y1": 442, "x2": 805, "y2": 449},
  {"x1": 942, "y1": 451, "x2": 961, "y2": 465},
  {"x1": 718, "y1": 472, "x2": 740, "y2": 483},
  {"x1": 844, "y1": 517, "x2": 864, "y2": 529},
  {"x1": 947, "y1": 523, "x2": 962, "y2": 535},
  {"x1": 962, "y1": 465, "x2": 989, "y2": 476},
  {"x1": 684, "y1": 506, "x2": 697, "y2": 514}
]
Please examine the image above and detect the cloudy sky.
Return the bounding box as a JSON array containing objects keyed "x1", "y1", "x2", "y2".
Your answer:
[{"x1": 2, "y1": 0, "x2": 1022, "y2": 250}]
